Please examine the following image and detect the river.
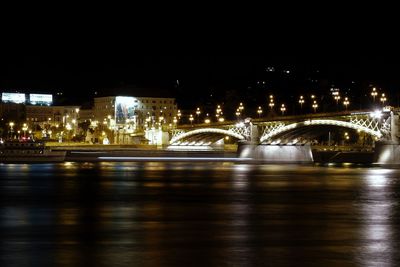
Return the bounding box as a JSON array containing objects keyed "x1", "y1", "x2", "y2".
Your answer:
[{"x1": 0, "y1": 162, "x2": 399, "y2": 266}]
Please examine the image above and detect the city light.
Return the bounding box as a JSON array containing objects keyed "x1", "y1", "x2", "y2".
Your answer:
[
  {"x1": 280, "y1": 104, "x2": 286, "y2": 115},
  {"x1": 196, "y1": 107, "x2": 201, "y2": 123},
  {"x1": 235, "y1": 108, "x2": 241, "y2": 119},
  {"x1": 257, "y1": 106, "x2": 263, "y2": 118},
  {"x1": 298, "y1": 95, "x2": 305, "y2": 109},
  {"x1": 380, "y1": 93, "x2": 387, "y2": 106},
  {"x1": 343, "y1": 97, "x2": 350, "y2": 110},
  {"x1": 371, "y1": 87, "x2": 378, "y2": 102},
  {"x1": 312, "y1": 100, "x2": 318, "y2": 113},
  {"x1": 189, "y1": 114, "x2": 194, "y2": 125},
  {"x1": 269, "y1": 95, "x2": 275, "y2": 109}
]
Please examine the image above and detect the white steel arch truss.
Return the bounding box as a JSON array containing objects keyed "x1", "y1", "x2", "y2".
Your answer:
[
  {"x1": 170, "y1": 128, "x2": 246, "y2": 145},
  {"x1": 259, "y1": 119, "x2": 383, "y2": 143}
]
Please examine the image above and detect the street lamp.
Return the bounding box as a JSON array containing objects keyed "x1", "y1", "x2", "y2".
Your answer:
[
  {"x1": 195, "y1": 107, "x2": 201, "y2": 123},
  {"x1": 312, "y1": 100, "x2": 318, "y2": 113},
  {"x1": 298, "y1": 95, "x2": 305, "y2": 110},
  {"x1": 238, "y1": 102, "x2": 244, "y2": 112},
  {"x1": 269, "y1": 98, "x2": 275, "y2": 110},
  {"x1": 204, "y1": 113, "x2": 210, "y2": 124},
  {"x1": 235, "y1": 109, "x2": 241, "y2": 120},
  {"x1": 334, "y1": 94, "x2": 340, "y2": 106},
  {"x1": 280, "y1": 104, "x2": 286, "y2": 115},
  {"x1": 371, "y1": 87, "x2": 378, "y2": 102},
  {"x1": 257, "y1": 106, "x2": 263, "y2": 118},
  {"x1": 216, "y1": 105, "x2": 222, "y2": 119},
  {"x1": 189, "y1": 114, "x2": 194, "y2": 125},
  {"x1": 177, "y1": 110, "x2": 182, "y2": 120},
  {"x1": 9, "y1": 122, "x2": 14, "y2": 139},
  {"x1": 343, "y1": 97, "x2": 350, "y2": 110},
  {"x1": 380, "y1": 93, "x2": 387, "y2": 106},
  {"x1": 22, "y1": 123, "x2": 28, "y2": 137}
]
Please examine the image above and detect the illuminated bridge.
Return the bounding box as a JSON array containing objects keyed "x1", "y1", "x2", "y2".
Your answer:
[{"x1": 169, "y1": 109, "x2": 397, "y2": 146}]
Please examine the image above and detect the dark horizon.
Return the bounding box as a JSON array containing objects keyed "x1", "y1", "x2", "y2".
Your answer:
[{"x1": 1, "y1": 55, "x2": 400, "y2": 108}]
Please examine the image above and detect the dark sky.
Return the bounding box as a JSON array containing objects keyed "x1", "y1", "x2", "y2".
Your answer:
[{"x1": 1, "y1": 54, "x2": 400, "y2": 109}]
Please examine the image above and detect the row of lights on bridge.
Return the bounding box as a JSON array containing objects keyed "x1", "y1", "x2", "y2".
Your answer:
[{"x1": 184, "y1": 88, "x2": 389, "y2": 125}]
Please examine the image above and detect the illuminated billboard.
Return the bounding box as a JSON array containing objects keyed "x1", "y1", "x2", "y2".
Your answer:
[
  {"x1": 1, "y1": 93, "x2": 26, "y2": 103},
  {"x1": 115, "y1": 96, "x2": 139, "y2": 123},
  {"x1": 29, "y1": 94, "x2": 53, "y2": 105}
]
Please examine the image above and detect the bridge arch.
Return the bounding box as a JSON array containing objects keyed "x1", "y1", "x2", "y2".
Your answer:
[
  {"x1": 170, "y1": 128, "x2": 245, "y2": 145},
  {"x1": 260, "y1": 119, "x2": 383, "y2": 143}
]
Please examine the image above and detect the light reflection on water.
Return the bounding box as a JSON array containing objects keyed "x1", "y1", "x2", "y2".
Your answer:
[{"x1": 0, "y1": 162, "x2": 400, "y2": 266}]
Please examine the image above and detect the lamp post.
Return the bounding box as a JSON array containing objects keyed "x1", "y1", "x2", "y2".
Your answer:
[
  {"x1": 343, "y1": 97, "x2": 350, "y2": 110},
  {"x1": 298, "y1": 96, "x2": 305, "y2": 112},
  {"x1": 189, "y1": 114, "x2": 194, "y2": 126},
  {"x1": 238, "y1": 102, "x2": 244, "y2": 112},
  {"x1": 380, "y1": 93, "x2": 387, "y2": 106},
  {"x1": 257, "y1": 106, "x2": 263, "y2": 118},
  {"x1": 269, "y1": 96, "x2": 275, "y2": 111},
  {"x1": 280, "y1": 104, "x2": 286, "y2": 115},
  {"x1": 235, "y1": 109, "x2": 241, "y2": 120},
  {"x1": 204, "y1": 113, "x2": 210, "y2": 124},
  {"x1": 177, "y1": 110, "x2": 182, "y2": 121},
  {"x1": 216, "y1": 105, "x2": 222, "y2": 120},
  {"x1": 22, "y1": 123, "x2": 28, "y2": 138},
  {"x1": 312, "y1": 100, "x2": 318, "y2": 113},
  {"x1": 334, "y1": 94, "x2": 340, "y2": 109},
  {"x1": 9, "y1": 122, "x2": 14, "y2": 139},
  {"x1": 371, "y1": 87, "x2": 378, "y2": 102},
  {"x1": 195, "y1": 107, "x2": 201, "y2": 123}
]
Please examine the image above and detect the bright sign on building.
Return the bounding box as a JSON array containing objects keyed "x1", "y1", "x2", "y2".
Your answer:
[
  {"x1": 115, "y1": 96, "x2": 138, "y2": 123},
  {"x1": 29, "y1": 94, "x2": 53, "y2": 105},
  {"x1": 1, "y1": 93, "x2": 26, "y2": 103}
]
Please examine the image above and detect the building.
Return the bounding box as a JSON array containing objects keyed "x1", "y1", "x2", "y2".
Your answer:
[
  {"x1": 93, "y1": 96, "x2": 178, "y2": 144},
  {"x1": 94, "y1": 96, "x2": 177, "y2": 129},
  {"x1": 25, "y1": 105, "x2": 80, "y2": 127}
]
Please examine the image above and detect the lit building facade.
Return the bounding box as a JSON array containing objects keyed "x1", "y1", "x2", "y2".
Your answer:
[
  {"x1": 94, "y1": 96, "x2": 177, "y2": 129},
  {"x1": 93, "y1": 96, "x2": 177, "y2": 144}
]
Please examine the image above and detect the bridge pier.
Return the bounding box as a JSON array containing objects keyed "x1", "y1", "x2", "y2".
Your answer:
[
  {"x1": 238, "y1": 141, "x2": 314, "y2": 163},
  {"x1": 374, "y1": 141, "x2": 400, "y2": 164}
]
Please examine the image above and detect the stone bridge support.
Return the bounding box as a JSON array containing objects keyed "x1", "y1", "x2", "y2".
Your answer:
[
  {"x1": 374, "y1": 111, "x2": 400, "y2": 164},
  {"x1": 237, "y1": 141, "x2": 314, "y2": 163}
]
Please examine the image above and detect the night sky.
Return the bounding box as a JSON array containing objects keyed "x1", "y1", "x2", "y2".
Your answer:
[{"x1": 1, "y1": 54, "x2": 400, "y2": 110}]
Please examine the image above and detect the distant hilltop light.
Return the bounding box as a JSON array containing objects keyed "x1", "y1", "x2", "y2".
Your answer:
[
  {"x1": 284, "y1": 70, "x2": 290, "y2": 74},
  {"x1": 266, "y1": 67, "x2": 275, "y2": 72}
]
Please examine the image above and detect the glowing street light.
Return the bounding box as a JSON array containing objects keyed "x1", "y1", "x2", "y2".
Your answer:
[
  {"x1": 235, "y1": 109, "x2": 241, "y2": 119},
  {"x1": 268, "y1": 95, "x2": 275, "y2": 110},
  {"x1": 238, "y1": 102, "x2": 244, "y2": 112},
  {"x1": 380, "y1": 93, "x2": 387, "y2": 106},
  {"x1": 343, "y1": 97, "x2": 350, "y2": 110},
  {"x1": 204, "y1": 113, "x2": 210, "y2": 124},
  {"x1": 280, "y1": 104, "x2": 286, "y2": 115},
  {"x1": 257, "y1": 106, "x2": 263, "y2": 118},
  {"x1": 195, "y1": 107, "x2": 201, "y2": 123},
  {"x1": 189, "y1": 114, "x2": 194, "y2": 125},
  {"x1": 334, "y1": 94, "x2": 340, "y2": 105},
  {"x1": 298, "y1": 95, "x2": 305, "y2": 110},
  {"x1": 22, "y1": 123, "x2": 28, "y2": 137},
  {"x1": 216, "y1": 105, "x2": 222, "y2": 118},
  {"x1": 312, "y1": 100, "x2": 318, "y2": 113},
  {"x1": 371, "y1": 87, "x2": 378, "y2": 102},
  {"x1": 177, "y1": 110, "x2": 182, "y2": 119}
]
